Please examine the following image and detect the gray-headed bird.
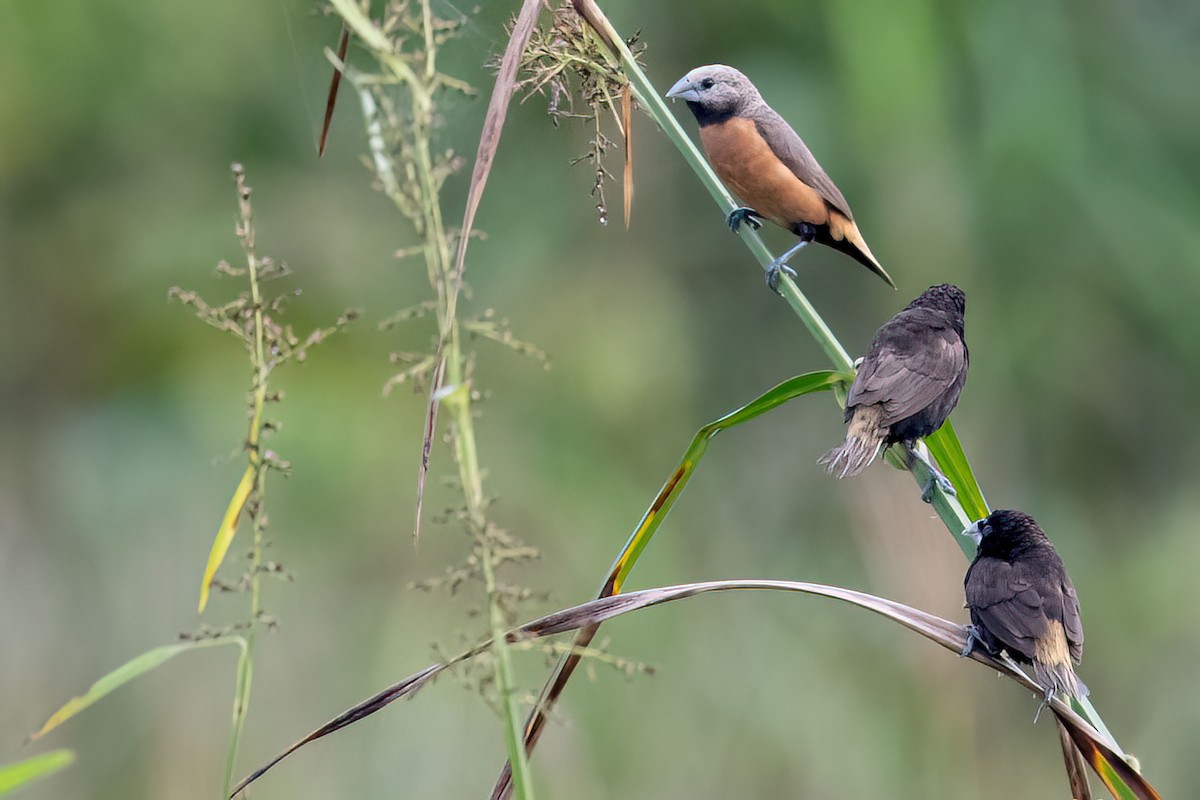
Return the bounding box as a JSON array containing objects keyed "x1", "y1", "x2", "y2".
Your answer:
[{"x1": 667, "y1": 64, "x2": 894, "y2": 291}]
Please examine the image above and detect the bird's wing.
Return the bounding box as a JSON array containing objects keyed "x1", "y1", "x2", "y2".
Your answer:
[
  {"x1": 965, "y1": 557, "x2": 1049, "y2": 662},
  {"x1": 1056, "y1": 576, "x2": 1085, "y2": 664},
  {"x1": 753, "y1": 108, "x2": 854, "y2": 220},
  {"x1": 847, "y1": 309, "x2": 966, "y2": 428}
]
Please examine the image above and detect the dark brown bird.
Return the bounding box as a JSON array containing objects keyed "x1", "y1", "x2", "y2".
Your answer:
[
  {"x1": 820, "y1": 283, "x2": 967, "y2": 499},
  {"x1": 962, "y1": 509, "x2": 1087, "y2": 702},
  {"x1": 666, "y1": 64, "x2": 894, "y2": 292}
]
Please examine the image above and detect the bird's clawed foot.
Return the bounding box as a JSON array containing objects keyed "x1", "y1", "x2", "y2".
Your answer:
[
  {"x1": 765, "y1": 261, "x2": 799, "y2": 295},
  {"x1": 921, "y1": 469, "x2": 956, "y2": 504},
  {"x1": 726, "y1": 206, "x2": 763, "y2": 232},
  {"x1": 764, "y1": 240, "x2": 810, "y2": 294},
  {"x1": 960, "y1": 624, "x2": 987, "y2": 658},
  {"x1": 904, "y1": 441, "x2": 956, "y2": 503}
]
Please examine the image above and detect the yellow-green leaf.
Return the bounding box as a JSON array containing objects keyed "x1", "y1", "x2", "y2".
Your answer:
[
  {"x1": 30, "y1": 638, "x2": 244, "y2": 741},
  {"x1": 609, "y1": 370, "x2": 848, "y2": 594},
  {"x1": 198, "y1": 465, "x2": 255, "y2": 613},
  {"x1": 0, "y1": 750, "x2": 75, "y2": 795}
]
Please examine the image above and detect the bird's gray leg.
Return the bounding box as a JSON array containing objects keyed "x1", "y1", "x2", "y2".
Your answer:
[
  {"x1": 902, "y1": 441, "x2": 956, "y2": 503},
  {"x1": 726, "y1": 206, "x2": 763, "y2": 232},
  {"x1": 960, "y1": 624, "x2": 986, "y2": 658},
  {"x1": 765, "y1": 241, "x2": 806, "y2": 294},
  {"x1": 1033, "y1": 680, "x2": 1058, "y2": 723},
  {"x1": 765, "y1": 222, "x2": 816, "y2": 294}
]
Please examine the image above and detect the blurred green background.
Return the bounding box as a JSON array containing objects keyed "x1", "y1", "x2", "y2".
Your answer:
[{"x1": 3, "y1": 0, "x2": 1198, "y2": 797}]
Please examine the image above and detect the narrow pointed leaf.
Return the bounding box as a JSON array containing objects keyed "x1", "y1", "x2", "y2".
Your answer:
[
  {"x1": 233, "y1": 579, "x2": 1158, "y2": 799},
  {"x1": 411, "y1": 0, "x2": 543, "y2": 541},
  {"x1": 488, "y1": 370, "x2": 848, "y2": 798},
  {"x1": 621, "y1": 85, "x2": 633, "y2": 229},
  {"x1": 925, "y1": 420, "x2": 989, "y2": 522},
  {"x1": 318, "y1": 24, "x2": 351, "y2": 157},
  {"x1": 0, "y1": 750, "x2": 75, "y2": 795},
  {"x1": 451, "y1": 0, "x2": 543, "y2": 288},
  {"x1": 412, "y1": 357, "x2": 445, "y2": 541},
  {"x1": 198, "y1": 464, "x2": 255, "y2": 613},
  {"x1": 1062, "y1": 727, "x2": 1155, "y2": 800},
  {"x1": 608, "y1": 370, "x2": 847, "y2": 594},
  {"x1": 30, "y1": 637, "x2": 245, "y2": 741}
]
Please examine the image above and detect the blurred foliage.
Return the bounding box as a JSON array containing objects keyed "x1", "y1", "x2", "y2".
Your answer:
[{"x1": 1, "y1": 0, "x2": 1198, "y2": 798}]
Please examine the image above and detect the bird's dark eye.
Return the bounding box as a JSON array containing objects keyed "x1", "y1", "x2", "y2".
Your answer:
[{"x1": 700, "y1": 78, "x2": 715, "y2": 89}]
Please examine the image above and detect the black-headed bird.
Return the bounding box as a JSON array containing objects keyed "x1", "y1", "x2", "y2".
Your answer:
[{"x1": 962, "y1": 509, "x2": 1087, "y2": 702}]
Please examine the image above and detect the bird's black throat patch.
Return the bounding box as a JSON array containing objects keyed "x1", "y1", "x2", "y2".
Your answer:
[{"x1": 688, "y1": 102, "x2": 735, "y2": 127}]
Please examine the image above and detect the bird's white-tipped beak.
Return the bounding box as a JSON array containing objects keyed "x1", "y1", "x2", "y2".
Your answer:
[
  {"x1": 962, "y1": 520, "x2": 984, "y2": 547},
  {"x1": 666, "y1": 77, "x2": 700, "y2": 102}
]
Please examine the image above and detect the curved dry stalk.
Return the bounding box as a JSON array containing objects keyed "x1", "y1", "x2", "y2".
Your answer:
[{"x1": 229, "y1": 578, "x2": 1158, "y2": 799}]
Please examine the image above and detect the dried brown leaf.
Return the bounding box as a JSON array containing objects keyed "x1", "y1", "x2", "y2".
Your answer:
[
  {"x1": 414, "y1": 0, "x2": 543, "y2": 541},
  {"x1": 319, "y1": 24, "x2": 352, "y2": 157},
  {"x1": 231, "y1": 580, "x2": 1160, "y2": 799},
  {"x1": 622, "y1": 84, "x2": 632, "y2": 229}
]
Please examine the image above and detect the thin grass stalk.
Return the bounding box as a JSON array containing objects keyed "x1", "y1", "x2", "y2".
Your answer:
[
  {"x1": 571, "y1": 0, "x2": 1125, "y2": 762},
  {"x1": 222, "y1": 642, "x2": 254, "y2": 795},
  {"x1": 220, "y1": 166, "x2": 272, "y2": 796},
  {"x1": 327, "y1": 2, "x2": 535, "y2": 794}
]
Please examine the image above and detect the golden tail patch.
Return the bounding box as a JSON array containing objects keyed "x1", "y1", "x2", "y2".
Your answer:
[
  {"x1": 819, "y1": 405, "x2": 885, "y2": 478},
  {"x1": 1033, "y1": 620, "x2": 1087, "y2": 700}
]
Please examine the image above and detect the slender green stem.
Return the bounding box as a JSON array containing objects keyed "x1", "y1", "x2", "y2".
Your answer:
[
  {"x1": 479, "y1": 539, "x2": 535, "y2": 799},
  {"x1": 223, "y1": 641, "x2": 254, "y2": 795},
  {"x1": 222, "y1": 169, "x2": 271, "y2": 796},
  {"x1": 333, "y1": 3, "x2": 535, "y2": 794}
]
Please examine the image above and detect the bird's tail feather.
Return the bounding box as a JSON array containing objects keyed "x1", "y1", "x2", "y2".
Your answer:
[
  {"x1": 821, "y1": 216, "x2": 895, "y2": 288},
  {"x1": 819, "y1": 408, "x2": 885, "y2": 478},
  {"x1": 1034, "y1": 661, "x2": 1089, "y2": 702}
]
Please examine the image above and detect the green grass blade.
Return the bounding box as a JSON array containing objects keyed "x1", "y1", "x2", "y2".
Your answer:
[
  {"x1": 608, "y1": 370, "x2": 849, "y2": 593},
  {"x1": 486, "y1": 370, "x2": 848, "y2": 799},
  {"x1": 30, "y1": 637, "x2": 245, "y2": 741},
  {"x1": 925, "y1": 420, "x2": 989, "y2": 522},
  {"x1": 222, "y1": 636, "x2": 255, "y2": 796},
  {"x1": 198, "y1": 465, "x2": 255, "y2": 613},
  {"x1": 0, "y1": 751, "x2": 75, "y2": 795}
]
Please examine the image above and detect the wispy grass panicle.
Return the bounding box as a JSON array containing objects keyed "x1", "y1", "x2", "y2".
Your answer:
[
  {"x1": 514, "y1": 2, "x2": 642, "y2": 224},
  {"x1": 171, "y1": 162, "x2": 356, "y2": 793},
  {"x1": 30, "y1": 162, "x2": 353, "y2": 797},
  {"x1": 323, "y1": 2, "x2": 551, "y2": 796}
]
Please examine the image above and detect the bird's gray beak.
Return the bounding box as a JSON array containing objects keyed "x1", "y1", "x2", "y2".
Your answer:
[
  {"x1": 666, "y1": 77, "x2": 700, "y2": 103},
  {"x1": 961, "y1": 520, "x2": 984, "y2": 548}
]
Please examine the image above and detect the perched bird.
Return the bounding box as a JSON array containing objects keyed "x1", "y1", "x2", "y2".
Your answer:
[
  {"x1": 666, "y1": 64, "x2": 894, "y2": 292},
  {"x1": 962, "y1": 510, "x2": 1087, "y2": 702},
  {"x1": 819, "y1": 283, "x2": 967, "y2": 499}
]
